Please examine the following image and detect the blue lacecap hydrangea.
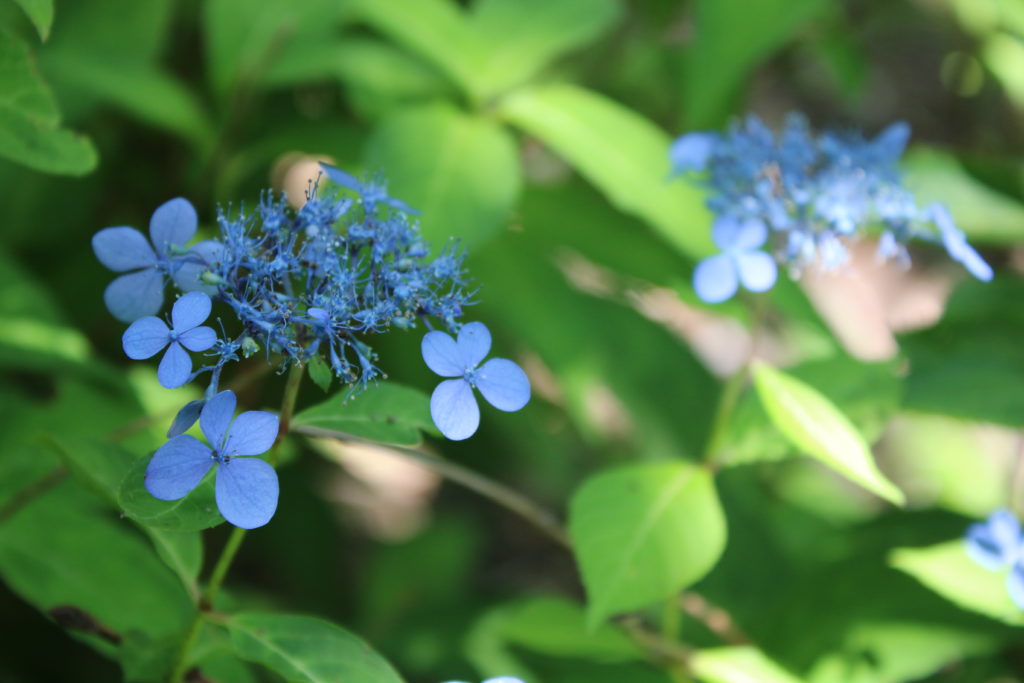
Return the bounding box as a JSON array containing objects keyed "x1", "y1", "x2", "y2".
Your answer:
[
  {"x1": 965, "y1": 508, "x2": 1024, "y2": 608},
  {"x1": 93, "y1": 165, "x2": 529, "y2": 527},
  {"x1": 670, "y1": 113, "x2": 993, "y2": 304}
]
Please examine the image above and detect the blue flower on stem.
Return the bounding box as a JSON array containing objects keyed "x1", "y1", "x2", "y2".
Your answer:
[
  {"x1": 693, "y1": 216, "x2": 777, "y2": 303},
  {"x1": 122, "y1": 291, "x2": 217, "y2": 389},
  {"x1": 92, "y1": 197, "x2": 199, "y2": 322},
  {"x1": 422, "y1": 322, "x2": 530, "y2": 441},
  {"x1": 319, "y1": 163, "x2": 419, "y2": 214},
  {"x1": 145, "y1": 390, "x2": 280, "y2": 529},
  {"x1": 965, "y1": 509, "x2": 1024, "y2": 608},
  {"x1": 930, "y1": 205, "x2": 994, "y2": 282}
]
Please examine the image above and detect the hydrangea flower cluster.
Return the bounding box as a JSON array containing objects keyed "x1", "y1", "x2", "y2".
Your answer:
[
  {"x1": 93, "y1": 166, "x2": 529, "y2": 527},
  {"x1": 670, "y1": 113, "x2": 993, "y2": 303},
  {"x1": 965, "y1": 509, "x2": 1024, "y2": 608}
]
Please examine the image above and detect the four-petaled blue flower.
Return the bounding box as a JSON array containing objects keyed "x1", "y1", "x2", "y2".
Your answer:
[
  {"x1": 145, "y1": 390, "x2": 280, "y2": 529},
  {"x1": 422, "y1": 322, "x2": 530, "y2": 441},
  {"x1": 92, "y1": 197, "x2": 199, "y2": 322},
  {"x1": 965, "y1": 508, "x2": 1024, "y2": 608},
  {"x1": 693, "y1": 216, "x2": 777, "y2": 303},
  {"x1": 123, "y1": 291, "x2": 217, "y2": 389}
]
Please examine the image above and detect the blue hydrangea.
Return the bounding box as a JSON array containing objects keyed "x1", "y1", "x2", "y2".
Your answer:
[
  {"x1": 145, "y1": 390, "x2": 279, "y2": 529},
  {"x1": 92, "y1": 197, "x2": 204, "y2": 322},
  {"x1": 670, "y1": 113, "x2": 993, "y2": 303},
  {"x1": 122, "y1": 292, "x2": 217, "y2": 388},
  {"x1": 422, "y1": 322, "x2": 530, "y2": 440},
  {"x1": 965, "y1": 509, "x2": 1024, "y2": 608}
]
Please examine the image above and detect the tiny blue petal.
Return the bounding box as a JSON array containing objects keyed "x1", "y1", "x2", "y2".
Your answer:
[
  {"x1": 145, "y1": 434, "x2": 214, "y2": 500},
  {"x1": 200, "y1": 390, "x2": 237, "y2": 449},
  {"x1": 423, "y1": 330, "x2": 464, "y2": 377},
  {"x1": 171, "y1": 291, "x2": 212, "y2": 332},
  {"x1": 92, "y1": 227, "x2": 156, "y2": 272},
  {"x1": 456, "y1": 322, "x2": 491, "y2": 369},
  {"x1": 431, "y1": 378, "x2": 480, "y2": 440},
  {"x1": 167, "y1": 399, "x2": 206, "y2": 438},
  {"x1": 105, "y1": 268, "x2": 165, "y2": 323},
  {"x1": 669, "y1": 132, "x2": 717, "y2": 173},
  {"x1": 123, "y1": 316, "x2": 170, "y2": 359},
  {"x1": 693, "y1": 253, "x2": 738, "y2": 304},
  {"x1": 475, "y1": 358, "x2": 530, "y2": 412},
  {"x1": 223, "y1": 411, "x2": 279, "y2": 457},
  {"x1": 215, "y1": 457, "x2": 279, "y2": 529},
  {"x1": 158, "y1": 342, "x2": 193, "y2": 389},
  {"x1": 150, "y1": 197, "x2": 198, "y2": 257}
]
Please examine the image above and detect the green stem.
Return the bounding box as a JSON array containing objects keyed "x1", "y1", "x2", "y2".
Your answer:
[
  {"x1": 292, "y1": 424, "x2": 571, "y2": 548},
  {"x1": 169, "y1": 364, "x2": 304, "y2": 681},
  {"x1": 661, "y1": 595, "x2": 682, "y2": 642},
  {"x1": 702, "y1": 363, "x2": 749, "y2": 466}
]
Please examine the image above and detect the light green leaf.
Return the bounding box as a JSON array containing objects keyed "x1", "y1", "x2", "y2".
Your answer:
[
  {"x1": 118, "y1": 456, "x2": 224, "y2": 531},
  {"x1": 498, "y1": 596, "x2": 641, "y2": 662},
  {"x1": 751, "y1": 361, "x2": 905, "y2": 505},
  {"x1": 471, "y1": 0, "x2": 622, "y2": 98},
  {"x1": 904, "y1": 146, "x2": 1024, "y2": 244},
  {"x1": 228, "y1": 612, "x2": 405, "y2": 683},
  {"x1": 364, "y1": 101, "x2": 521, "y2": 247},
  {"x1": 143, "y1": 528, "x2": 201, "y2": 600},
  {"x1": 569, "y1": 461, "x2": 726, "y2": 627},
  {"x1": 692, "y1": 646, "x2": 804, "y2": 683},
  {"x1": 680, "y1": 0, "x2": 828, "y2": 128},
  {"x1": 293, "y1": 382, "x2": 436, "y2": 446},
  {"x1": 0, "y1": 31, "x2": 96, "y2": 175},
  {"x1": 13, "y1": 0, "x2": 54, "y2": 41},
  {"x1": 890, "y1": 540, "x2": 1024, "y2": 626},
  {"x1": 349, "y1": 0, "x2": 482, "y2": 98},
  {"x1": 500, "y1": 83, "x2": 712, "y2": 260}
]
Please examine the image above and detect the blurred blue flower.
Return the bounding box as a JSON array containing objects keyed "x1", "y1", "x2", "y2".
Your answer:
[
  {"x1": 145, "y1": 390, "x2": 279, "y2": 529},
  {"x1": 670, "y1": 113, "x2": 993, "y2": 303},
  {"x1": 122, "y1": 291, "x2": 217, "y2": 389},
  {"x1": 693, "y1": 216, "x2": 777, "y2": 303},
  {"x1": 92, "y1": 197, "x2": 198, "y2": 322},
  {"x1": 965, "y1": 509, "x2": 1024, "y2": 609},
  {"x1": 320, "y1": 163, "x2": 419, "y2": 214},
  {"x1": 423, "y1": 322, "x2": 530, "y2": 440}
]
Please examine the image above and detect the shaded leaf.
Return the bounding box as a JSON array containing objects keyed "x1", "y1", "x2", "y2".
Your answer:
[
  {"x1": 228, "y1": 612, "x2": 405, "y2": 682},
  {"x1": 13, "y1": 0, "x2": 53, "y2": 41},
  {"x1": 0, "y1": 31, "x2": 96, "y2": 175},
  {"x1": 692, "y1": 646, "x2": 804, "y2": 683}
]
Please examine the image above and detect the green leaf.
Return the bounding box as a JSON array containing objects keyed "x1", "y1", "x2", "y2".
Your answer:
[
  {"x1": 904, "y1": 146, "x2": 1024, "y2": 244},
  {"x1": 890, "y1": 540, "x2": 1024, "y2": 626},
  {"x1": 142, "y1": 528, "x2": 201, "y2": 600},
  {"x1": 0, "y1": 31, "x2": 96, "y2": 175},
  {"x1": 568, "y1": 461, "x2": 727, "y2": 627},
  {"x1": 364, "y1": 101, "x2": 521, "y2": 247},
  {"x1": 41, "y1": 55, "x2": 213, "y2": 146},
  {"x1": 350, "y1": 0, "x2": 482, "y2": 98},
  {"x1": 44, "y1": 436, "x2": 133, "y2": 504},
  {"x1": 500, "y1": 83, "x2": 712, "y2": 260},
  {"x1": 307, "y1": 356, "x2": 332, "y2": 393},
  {"x1": 679, "y1": 0, "x2": 829, "y2": 128},
  {"x1": 691, "y1": 646, "x2": 804, "y2": 683},
  {"x1": 118, "y1": 455, "x2": 224, "y2": 531},
  {"x1": 293, "y1": 382, "x2": 436, "y2": 446},
  {"x1": 202, "y1": 0, "x2": 346, "y2": 95},
  {"x1": 471, "y1": 0, "x2": 623, "y2": 98},
  {"x1": 750, "y1": 361, "x2": 905, "y2": 505},
  {"x1": 13, "y1": 0, "x2": 54, "y2": 41},
  {"x1": 228, "y1": 612, "x2": 405, "y2": 682},
  {"x1": 721, "y1": 355, "x2": 902, "y2": 467},
  {"x1": 0, "y1": 484, "x2": 193, "y2": 654},
  {"x1": 497, "y1": 596, "x2": 641, "y2": 662}
]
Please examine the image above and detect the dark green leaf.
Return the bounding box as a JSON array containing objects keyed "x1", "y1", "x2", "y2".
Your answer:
[
  {"x1": 0, "y1": 31, "x2": 97, "y2": 175},
  {"x1": 293, "y1": 382, "x2": 436, "y2": 446},
  {"x1": 569, "y1": 461, "x2": 727, "y2": 627},
  {"x1": 118, "y1": 455, "x2": 224, "y2": 531},
  {"x1": 307, "y1": 356, "x2": 332, "y2": 393},
  {"x1": 228, "y1": 612, "x2": 405, "y2": 682}
]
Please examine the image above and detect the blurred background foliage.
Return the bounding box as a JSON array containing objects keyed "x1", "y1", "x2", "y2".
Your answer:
[{"x1": 4, "y1": 0, "x2": 1024, "y2": 681}]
